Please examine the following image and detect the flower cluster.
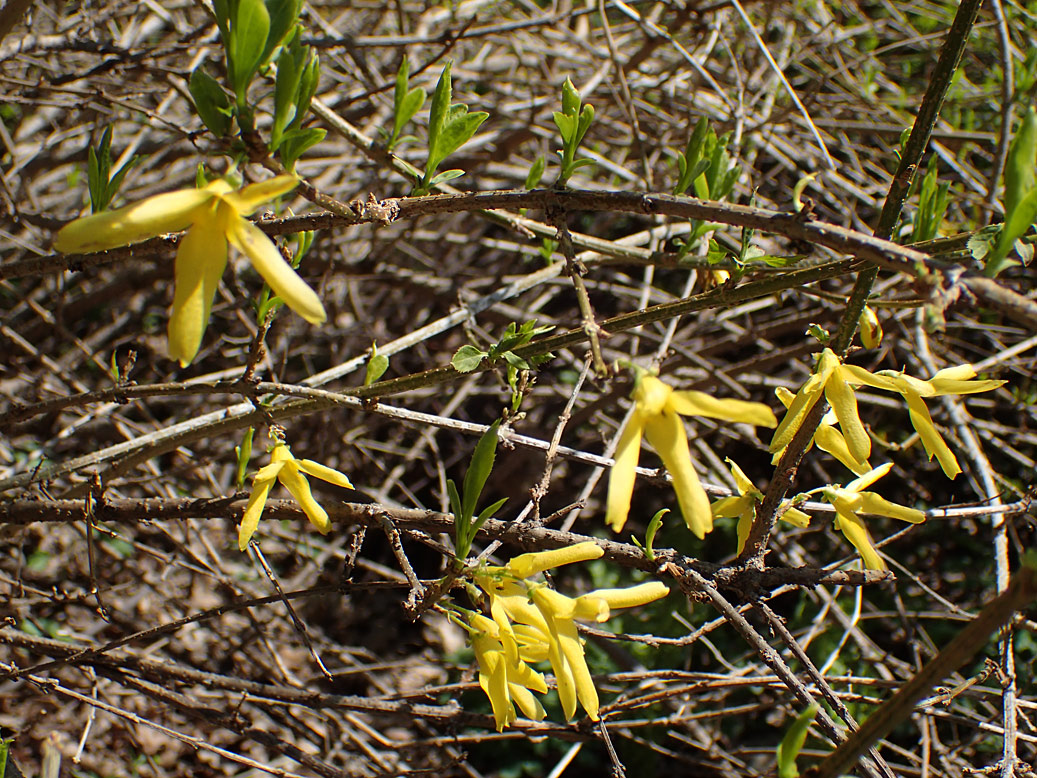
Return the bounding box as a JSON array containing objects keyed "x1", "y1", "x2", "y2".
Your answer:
[
  {"x1": 239, "y1": 441, "x2": 354, "y2": 550},
  {"x1": 464, "y1": 542, "x2": 669, "y2": 730},
  {"x1": 710, "y1": 459, "x2": 810, "y2": 554},
  {"x1": 818, "y1": 463, "x2": 925, "y2": 570},
  {"x1": 54, "y1": 175, "x2": 325, "y2": 366},
  {"x1": 769, "y1": 350, "x2": 1004, "y2": 480},
  {"x1": 606, "y1": 372, "x2": 776, "y2": 538}
]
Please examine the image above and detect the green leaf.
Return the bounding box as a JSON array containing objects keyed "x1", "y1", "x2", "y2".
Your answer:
[
  {"x1": 234, "y1": 426, "x2": 255, "y2": 489},
  {"x1": 472, "y1": 497, "x2": 508, "y2": 535},
  {"x1": 452, "y1": 344, "x2": 487, "y2": 372},
  {"x1": 561, "y1": 76, "x2": 580, "y2": 116},
  {"x1": 429, "y1": 109, "x2": 487, "y2": 174},
  {"x1": 390, "y1": 57, "x2": 426, "y2": 149},
  {"x1": 189, "y1": 68, "x2": 233, "y2": 136},
  {"x1": 271, "y1": 35, "x2": 304, "y2": 149},
  {"x1": 552, "y1": 111, "x2": 575, "y2": 142},
  {"x1": 364, "y1": 342, "x2": 389, "y2": 385},
  {"x1": 279, "y1": 127, "x2": 325, "y2": 171},
  {"x1": 776, "y1": 703, "x2": 819, "y2": 778},
  {"x1": 1004, "y1": 106, "x2": 1037, "y2": 219},
  {"x1": 292, "y1": 50, "x2": 320, "y2": 132},
  {"x1": 987, "y1": 186, "x2": 1037, "y2": 276},
  {"x1": 429, "y1": 169, "x2": 466, "y2": 186},
  {"x1": 228, "y1": 0, "x2": 270, "y2": 99},
  {"x1": 525, "y1": 156, "x2": 545, "y2": 190},
  {"x1": 501, "y1": 350, "x2": 530, "y2": 370},
  {"x1": 262, "y1": 0, "x2": 300, "y2": 64},
  {"x1": 427, "y1": 62, "x2": 453, "y2": 166},
  {"x1": 446, "y1": 478, "x2": 463, "y2": 520},
  {"x1": 461, "y1": 420, "x2": 501, "y2": 523}
]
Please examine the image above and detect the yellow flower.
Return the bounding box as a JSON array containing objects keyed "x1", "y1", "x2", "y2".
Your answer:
[
  {"x1": 820, "y1": 462, "x2": 925, "y2": 570},
  {"x1": 54, "y1": 175, "x2": 326, "y2": 366},
  {"x1": 839, "y1": 364, "x2": 1005, "y2": 479},
  {"x1": 238, "y1": 442, "x2": 353, "y2": 550},
  {"x1": 771, "y1": 387, "x2": 871, "y2": 475},
  {"x1": 606, "y1": 372, "x2": 777, "y2": 538},
  {"x1": 769, "y1": 349, "x2": 873, "y2": 467},
  {"x1": 505, "y1": 541, "x2": 603, "y2": 579},
  {"x1": 710, "y1": 458, "x2": 810, "y2": 553},
  {"x1": 468, "y1": 612, "x2": 547, "y2": 731},
  {"x1": 470, "y1": 557, "x2": 669, "y2": 726}
]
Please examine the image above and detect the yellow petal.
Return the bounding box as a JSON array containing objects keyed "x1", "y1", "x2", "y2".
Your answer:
[
  {"x1": 839, "y1": 364, "x2": 900, "y2": 393},
  {"x1": 167, "y1": 214, "x2": 228, "y2": 366},
  {"x1": 278, "y1": 465, "x2": 331, "y2": 533},
  {"x1": 238, "y1": 476, "x2": 275, "y2": 550},
  {"x1": 769, "y1": 377, "x2": 826, "y2": 454},
  {"x1": 813, "y1": 424, "x2": 871, "y2": 475},
  {"x1": 833, "y1": 505, "x2": 886, "y2": 570},
  {"x1": 296, "y1": 459, "x2": 354, "y2": 490},
  {"x1": 845, "y1": 462, "x2": 893, "y2": 493},
  {"x1": 781, "y1": 504, "x2": 811, "y2": 528},
  {"x1": 583, "y1": 582, "x2": 670, "y2": 611},
  {"x1": 473, "y1": 634, "x2": 514, "y2": 731},
  {"x1": 507, "y1": 541, "x2": 604, "y2": 579},
  {"x1": 711, "y1": 495, "x2": 753, "y2": 520},
  {"x1": 508, "y1": 683, "x2": 547, "y2": 722},
  {"x1": 825, "y1": 369, "x2": 871, "y2": 464},
  {"x1": 222, "y1": 175, "x2": 299, "y2": 215},
  {"x1": 735, "y1": 510, "x2": 753, "y2": 554},
  {"x1": 901, "y1": 390, "x2": 961, "y2": 478},
  {"x1": 531, "y1": 589, "x2": 598, "y2": 721},
  {"x1": 930, "y1": 364, "x2": 977, "y2": 382},
  {"x1": 571, "y1": 594, "x2": 610, "y2": 623},
  {"x1": 725, "y1": 459, "x2": 757, "y2": 495},
  {"x1": 605, "y1": 413, "x2": 645, "y2": 532},
  {"x1": 668, "y1": 390, "x2": 777, "y2": 427},
  {"x1": 927, "y1": 371, "x2": 1005, "y2": 395},
  {"x1": 54, "y1": 188, "x2": 214, "y2": 253},
  {"x1": 644, "y1": 411, "x2": 712, "y2": 538},
  {"x1": 858, "y1": 492, "x2": 926, "y2": 524},
  {"x1": 226, "y1": 212, "x2": 326, "y2": 324}
]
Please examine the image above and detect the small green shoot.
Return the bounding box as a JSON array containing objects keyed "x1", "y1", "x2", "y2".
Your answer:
[
  {"x1": 911, "y1": 160, "x2": 950, "y2": 243},
  {"x1": 451, "y1": 320, "x2": 555, "y2": 374},
  {"x1": 631, "y1": 508, "x2": 669, "y2": 561},
  {"x1": 776, "y1": 703, "x2": 819, "y2": 778},
  {"x1": 986, "y1": 105, "x2": 1037, "y2": 276},
  {"x1": 87, "y1": 127, "x2": 143, "y2": 213},
  {"x1": 448, "y1": 420, "x2": 507, "y2": 565},
  {"x1": 552, "y1": 78, "x2": 595, "y2": 186},
  {"x1": 270, "y1": 29, "x2": 322, "y2": 160},
  {"x1": 415, "y1": 62, "x2": 488, "y2": 195},
  {"x1": 388, "y1": 57, "x2": 426, "y2": 150},
  {"x1": 234, "y1": 426, "x2": 255, "y2": 489},
  {"x1": 671, "y1": 117, "x2": 740, "y2": 254},
  {"x1": 365, "y1": 342, "x2": 389, "y2": 386}
]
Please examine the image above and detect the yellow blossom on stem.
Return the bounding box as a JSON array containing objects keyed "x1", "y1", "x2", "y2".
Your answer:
[
  {"x1": 54, "y1": 175, "x2": 326, "y2": 366},
  {"x1": 469, "y1": 557, "x2": 669, "y2": 726},
  {"x1": 606, "y1": 372, "x2": 777, "y2": 538},
  {"x1": 769, "y1": 348, "x2": 873, "y2": 467},
  {"x1": 771, "y1": 387, "x2": 871, "y2": 475},
  {"x1": 839, "y1": 364, "x2": 1005, "y2": 479},
  {"x1": 709, "y1": 458, "x2": 810, "y2": 553},
  {"x1": 238, "y1": 442, "x2": 353, "y2": 550},
  {"x1": 820, "y1": 462, "x2": 925, "y2": 570}
]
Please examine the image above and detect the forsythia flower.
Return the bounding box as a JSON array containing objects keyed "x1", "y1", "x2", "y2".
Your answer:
[
  {"x1": 819, "y1": 462, "x2": 925, "y2": 570},
  {"x1": 53, "y1": 175, "x2": 326, "y2": 366},
  {"x1": 841, "y1": 364, "x2": 1005, "y2": 479},
  {"x1": 238, "y1": 442, "x2": 353, "y2": 550},
  {"x1": 771, "y1": 387, "x2": 871, "y2": 475},
  {"x1": 710, "y1": 458, "x2": 810, "y2": 553},
  {"x1": 607, "y1": 372, "x2": 777, "y2": 538},
  {"x1": 467, "y1": 542, "x2": 669, "y2": 728},
  {"x1": 769, "y1": 348, "x2": 874, "y2": 467}
]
